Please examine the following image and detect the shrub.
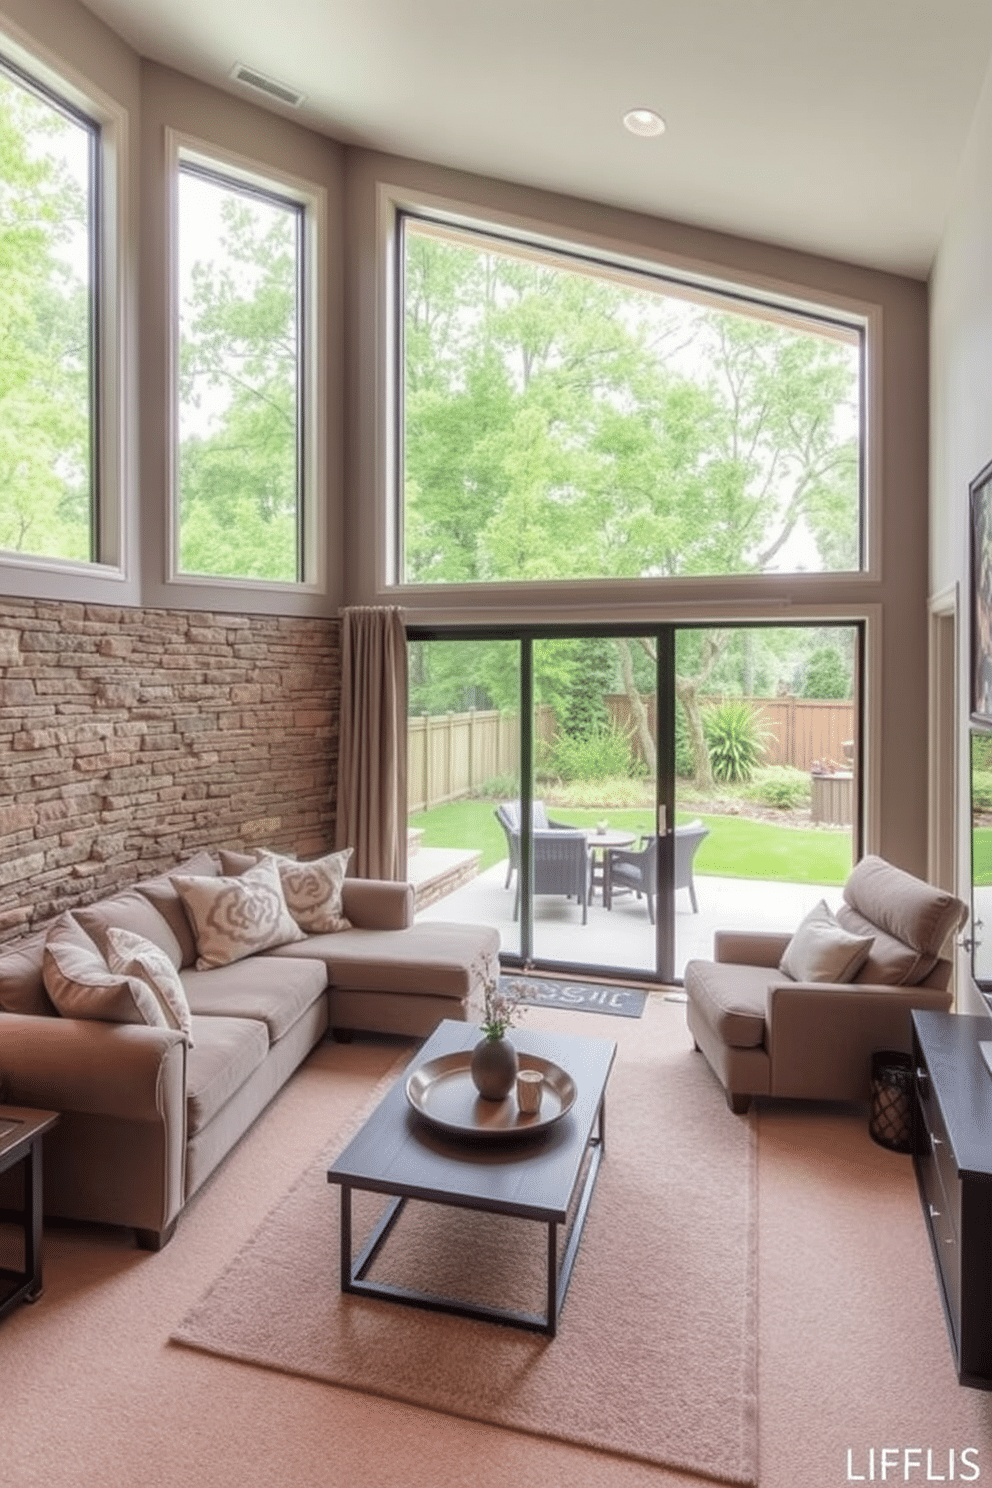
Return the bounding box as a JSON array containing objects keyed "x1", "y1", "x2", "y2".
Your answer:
[
  {"x1": 703, "y1": 700, "x2": 771, "y2": 784},
  {"x1": 746, "y1": 766, "x2": 811, "y2": 811},
  {"x1": 546, "y1": 721, "x2": 640, "y2": 783}
]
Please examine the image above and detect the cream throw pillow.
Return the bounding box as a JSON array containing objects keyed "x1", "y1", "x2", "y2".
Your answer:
[
  {"x1": 779, "y1": 899, "x2": 875, "y2": 984},
  {"x1": 42, "y1": 914, "x2": 168, "y2": 1028},
  {"x1": 172, "y1": 856, "x2": 305, "y2": 970},
  {"x1": 260, "y1": 848, "x2": 353, "y2": 934},
  {"x1": 105, "y1": 926, "x2": 194, "y2": 1045}
]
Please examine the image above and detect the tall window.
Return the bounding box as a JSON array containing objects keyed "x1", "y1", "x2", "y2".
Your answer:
[
  {"x1": 175, "y1": 162, "x2": 305, "y2": 583},
  {"x1": 399, "y1": 215, "x2": 865, "y2": 588},
  {"x1": 0, "y1": 56, "x2": 98, "y2": 564}
]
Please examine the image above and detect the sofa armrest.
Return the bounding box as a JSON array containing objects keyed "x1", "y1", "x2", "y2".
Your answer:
[
  {"x1": 764, "y1": 980, "x2": 953, "y2": 1101},
  {"x1": 714, "y1": 930, "x2": 792, "y2": 966},
  {"x1": 0, "y1": 1013, "x2": 187, "y2": 1122},
  {"x1": 341, "y1": 878, "x2": 415, "y2": 931}
]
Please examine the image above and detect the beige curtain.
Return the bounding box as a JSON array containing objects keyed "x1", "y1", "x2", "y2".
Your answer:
[{"x1": 335, "y1": 606, "x2": 408, "y2": 881}]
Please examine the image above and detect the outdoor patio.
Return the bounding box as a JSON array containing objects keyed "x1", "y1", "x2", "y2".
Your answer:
[{"x1": 409, "y1": 847, "x2": 839, "y2": 982}]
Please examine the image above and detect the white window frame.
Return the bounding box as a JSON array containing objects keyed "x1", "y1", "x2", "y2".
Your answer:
[
  {"x1": 165, "y1": 131, "x2": 326, "y2": 599},
  {"x1": 375, "y1": 182, "x2": 883, "y2": 606},
  {"x1": 0, "y1": 24, "x2": 130, "y2": 604}
]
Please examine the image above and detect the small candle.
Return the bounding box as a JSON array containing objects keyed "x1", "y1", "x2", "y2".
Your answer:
[{"x1": 517, "y1": 1069, "x2": 543, "y2": 1114}]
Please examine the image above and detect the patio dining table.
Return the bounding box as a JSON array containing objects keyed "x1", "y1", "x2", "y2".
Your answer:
[{"x1": 584, "y1": 828, "x2": 637, "y2": 904}]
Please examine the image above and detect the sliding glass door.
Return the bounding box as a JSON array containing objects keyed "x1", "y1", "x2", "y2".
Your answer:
[{"x1": 409, "y1": 621, "x2": 862, "y2": 986}]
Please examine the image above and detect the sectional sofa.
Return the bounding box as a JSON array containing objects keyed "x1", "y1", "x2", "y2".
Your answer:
[{"x1": 0, "y1": 849, "x2": 499, "y2": 1249}]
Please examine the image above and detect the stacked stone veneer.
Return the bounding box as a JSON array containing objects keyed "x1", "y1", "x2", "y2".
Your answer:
[{"x1": 0, "y1": 598, "x2": 340, "y2": 945}]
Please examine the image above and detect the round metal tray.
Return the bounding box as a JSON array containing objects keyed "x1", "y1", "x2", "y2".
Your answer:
[{"x1": 405, "y1": 1051, "x2": 577, "y2": 1140}]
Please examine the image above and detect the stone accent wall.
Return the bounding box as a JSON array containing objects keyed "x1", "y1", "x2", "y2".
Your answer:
[{"x1": 0, "y1": 598, "x2": 340, "y2": 944}]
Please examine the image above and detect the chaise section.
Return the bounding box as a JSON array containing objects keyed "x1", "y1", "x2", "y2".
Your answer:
[{"x1": 265, "y1": 921, "x2": 501, "y2": 1037}]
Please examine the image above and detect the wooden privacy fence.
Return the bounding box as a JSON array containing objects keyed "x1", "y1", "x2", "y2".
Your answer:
[
  {"x1": 408, "y1": 706, "x2": 556, "y2": 813},
  {"x1": 606, "y1": 694, "x2": 854, "y2": 773},
  {"x1": 408, "y1": 696, "x2": 854, "y2": 812}
]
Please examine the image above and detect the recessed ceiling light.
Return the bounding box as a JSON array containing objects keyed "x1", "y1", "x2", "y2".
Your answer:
[{"x1": 623, "y1": 108, "x2": 666, "y2": 138}]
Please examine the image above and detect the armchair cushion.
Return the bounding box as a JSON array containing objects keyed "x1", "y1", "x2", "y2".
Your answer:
[
  {"x1": 778, "y1": 900, "x2": 874, "y2": 984},
  {"x1": 684, "y1": 958, "x2": 770, "y2": 1049},
  {"x1": 839, "y1": 854, "x2": 968, "y2": 985}
]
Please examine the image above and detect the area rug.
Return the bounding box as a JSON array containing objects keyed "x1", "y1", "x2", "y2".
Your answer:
[
  {"x1": 502, "y1": 973, "x2": 648, "y2": 1018},
  {"x1": 172, "y1": 1001, "x2": 758, "y2": 1485}
]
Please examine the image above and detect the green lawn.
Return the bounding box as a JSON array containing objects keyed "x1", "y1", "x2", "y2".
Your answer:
[
  {"x1": 408, "y1": 799, "x2": 851, "y2": 885},
  {"x1": 974, "y1": 826, "x2": 992, "y2": 886}
]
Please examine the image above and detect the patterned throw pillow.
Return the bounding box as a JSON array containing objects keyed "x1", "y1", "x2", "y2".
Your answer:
[
  {"x1": 42, "y1": 914, "x2": 168, "y2": 1028},
  {"x1": 171, "y1": 856, "x2": 305, "y2": 970},
  {"x1": 105, "y1": 926, "x2": 194, "y2": 1045},
  {"x1": 260, "y1": 848, "x2": 353, "y2": 934}
]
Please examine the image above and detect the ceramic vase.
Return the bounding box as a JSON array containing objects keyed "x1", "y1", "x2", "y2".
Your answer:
[{"x1": 469, "y1": 1035, "x2": 519, "y2": 1100}]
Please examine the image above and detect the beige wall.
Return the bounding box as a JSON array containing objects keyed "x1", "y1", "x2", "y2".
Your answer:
[
  {"x1": 0, "y1": 0, "x2": 935, "y2": 898},
  {"x1": 929, "y1": 55, "x2": 992, "y2": 1011}
]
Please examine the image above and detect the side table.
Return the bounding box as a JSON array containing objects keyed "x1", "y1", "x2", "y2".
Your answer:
[{"x1": 0, "y1": 1106, "x2": 59, "y2": 1321}]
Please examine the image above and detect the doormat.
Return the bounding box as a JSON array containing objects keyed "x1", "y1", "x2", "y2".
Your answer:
[{"x1": 501, "y1": 974, "x2": 647, "y2": 1019}]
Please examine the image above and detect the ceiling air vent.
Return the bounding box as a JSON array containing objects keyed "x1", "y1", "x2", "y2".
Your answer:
[{"x1": 230, "y1": 64, "x2": 305, "y2": 109}]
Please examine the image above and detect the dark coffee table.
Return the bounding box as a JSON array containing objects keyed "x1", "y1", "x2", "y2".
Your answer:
[
  {"x1": 0, "y1": 1106, "x2": 59, "y2": 1321},
  {"x1": 327, "y1": 1018, "x2": 616, "y2": 1336}
]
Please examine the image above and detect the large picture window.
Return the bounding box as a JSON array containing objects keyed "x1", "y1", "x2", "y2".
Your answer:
[
  {"x1": 175, "y1": 160, "x2": 306, "y2": 584},
  {"x1": 0, "y1": 55, "x2": 99, "y2": 564},
  {"x1": 399, "y1": 215, "x2": 865, "y2": 588}
]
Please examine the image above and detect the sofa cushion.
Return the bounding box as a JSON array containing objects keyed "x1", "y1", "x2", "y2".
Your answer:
[
  {"x1": 683, "y1": 959, "x2": 771, "y2": 1050},
  {"x1": 779, "y1": 900, "x2": 874, "y2": 984},
  {"x1": 180, "y1": 954, "x2": 327, "y2": 1043},
  {"x1": 42, "y1": 915, "x2": 168, "y2": 1029},
  {"x1": 75, "y1": 890, "x2": 185, "y2": 971},
  {"x1": 105, "y1": 927, "x2": 194, "y2": 1044},
  {"x1": 263, "y1": 921, "x2": 500, "y2": 1001},
  {"x1": 172, "y1": 857, "x2": 305, "y2": 970},
  {"x1": 0, "y1": 929, "x2": 56, "y2": 1016},
  {"x1": 135, "y1": 851, "x2": 220, "y2": 967},
  {"x1": 185, "y1": 1015, "x2": 269, "y2": 1136}
]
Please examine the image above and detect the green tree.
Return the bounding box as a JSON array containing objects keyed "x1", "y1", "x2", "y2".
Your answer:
[
  {"x1": 402, "y1": 230, "x2": 860, "y2": 783},
  {"x1": 0, "y1": 73, "x2": 91, "y2": 561},
  {"x1": 177, "y1": 186, "x2": 300, "y2": 581},
  {"x1": 801, "y1": 644, "x2": 852, "y2": 699}
]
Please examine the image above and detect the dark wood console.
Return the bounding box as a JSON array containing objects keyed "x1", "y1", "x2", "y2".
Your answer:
[{"x1": 911, "y1": 1009, "x2": 992, "y2": 1389}]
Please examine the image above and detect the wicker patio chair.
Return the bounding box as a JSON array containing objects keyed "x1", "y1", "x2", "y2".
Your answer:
[{"x1": 604, "y1": 819, "x2": 709, "y2": 922}]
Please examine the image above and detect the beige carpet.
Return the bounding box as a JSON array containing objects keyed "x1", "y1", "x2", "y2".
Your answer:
[{"x1": 172, "y1": 1002, "x2": 758, "y2": 1486}]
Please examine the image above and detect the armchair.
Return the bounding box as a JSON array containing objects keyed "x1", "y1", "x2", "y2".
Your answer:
[{"x1": 684, "y1": 855, "x2": 967, "y2": 1114}]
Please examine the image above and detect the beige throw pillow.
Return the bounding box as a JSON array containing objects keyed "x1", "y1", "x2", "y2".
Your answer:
[
  {"x1": 105, "y1": 927, "x2": 194, "y2": 1045},
  {"x1": 172, "y1": 856, "x2": 305, "y2": 970},
  {"x1": 42, "y1": 915, "x2": 168, "y2": 1028},
  {"x1": 260, "y1": 848, "x2": 353, "y2": 934},
  {"x1": 779, "y1": 899, "x2": 875, "y2": 984}
]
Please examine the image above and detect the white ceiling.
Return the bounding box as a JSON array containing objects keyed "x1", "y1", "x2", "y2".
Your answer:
[{"x1": 79, "y1": 0, "x2": 992, "y2": 278}]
